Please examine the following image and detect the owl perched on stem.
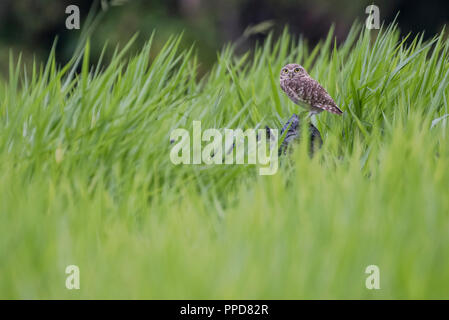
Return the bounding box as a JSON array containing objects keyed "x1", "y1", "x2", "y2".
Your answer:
[{"x1": 280, "y1": 63, "x2": 342, "y2": 116}]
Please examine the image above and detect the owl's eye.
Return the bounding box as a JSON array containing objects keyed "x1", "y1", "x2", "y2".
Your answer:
[
  {"x1": 294, "y1": 67, "x2": 301, "y2": 73},
  {"x1": 282, "y1": 69, "x2": 288, "y2": 74}
]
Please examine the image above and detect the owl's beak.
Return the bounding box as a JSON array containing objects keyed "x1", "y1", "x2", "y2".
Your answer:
[{"x1": 288, "y1": 73, "x2": 294, "y2": 79}]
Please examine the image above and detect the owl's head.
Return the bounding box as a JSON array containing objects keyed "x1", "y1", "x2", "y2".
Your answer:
[{"x1": 280, "y1": 63, "x2": 306, "y2": 80}]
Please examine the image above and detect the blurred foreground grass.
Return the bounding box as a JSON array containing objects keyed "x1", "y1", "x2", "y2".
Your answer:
[{"x1": 1, "y1": 23, "x2": 449, "y2": 299}]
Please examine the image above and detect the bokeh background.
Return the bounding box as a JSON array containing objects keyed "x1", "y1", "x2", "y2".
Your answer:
[
  {"x1": 2, "y1": 0, "x2": 449, "y2": 300},
  {"x1": 0, "y1": 0, "x2": 448, "y2": 76}
]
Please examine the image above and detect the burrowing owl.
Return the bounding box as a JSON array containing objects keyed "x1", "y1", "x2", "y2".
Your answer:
[{"x1": 280, "y1": 63, "x2": 342, "y2": 116}]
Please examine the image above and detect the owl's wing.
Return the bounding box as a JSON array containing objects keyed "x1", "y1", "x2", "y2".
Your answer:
[{"x1": 304, "y1": 78, "x2": 343, "y2": 115}]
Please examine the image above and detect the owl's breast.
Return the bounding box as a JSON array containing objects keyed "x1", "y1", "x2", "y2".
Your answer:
[{"x1": 282, "y1": 78, "x2": 308, "y2": 105}]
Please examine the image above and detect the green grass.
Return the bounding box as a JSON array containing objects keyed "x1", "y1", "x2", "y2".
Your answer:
[{"x1": 1, "y1": 23, "x2": 449, "y2": 299}]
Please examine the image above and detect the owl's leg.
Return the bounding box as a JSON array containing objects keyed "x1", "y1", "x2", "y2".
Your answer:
[
  {"x1": 306, "y1": 111, "x2": 318, "y2": 126},
  {"x1": 311, "y1": 114, "x2": 318, "y2": 126}
]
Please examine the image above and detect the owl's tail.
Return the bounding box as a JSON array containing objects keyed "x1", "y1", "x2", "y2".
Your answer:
[
  {"x1": 321, "y1": 104, "x2": 343, "y2": 115},
  {"x1": 332, "y1": 105, "x2": 343, "y2": 115}
]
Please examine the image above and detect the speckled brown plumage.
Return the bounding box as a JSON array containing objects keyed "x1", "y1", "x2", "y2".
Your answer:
[{"x1": 280, "y1": 63, "x2": 342, "y2": 115}]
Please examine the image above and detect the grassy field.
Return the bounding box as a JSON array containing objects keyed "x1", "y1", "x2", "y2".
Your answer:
[{"x1": 1, "y1": 23, "x2": 449, "y2": 299}]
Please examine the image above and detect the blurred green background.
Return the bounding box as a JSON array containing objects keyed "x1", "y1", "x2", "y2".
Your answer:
[
  {"x1": 1, "y1": 0, "x2": 448, "y2": 77},
  {"x1": 2, "y1": 0, "x2": 449, "y2": 299}
]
